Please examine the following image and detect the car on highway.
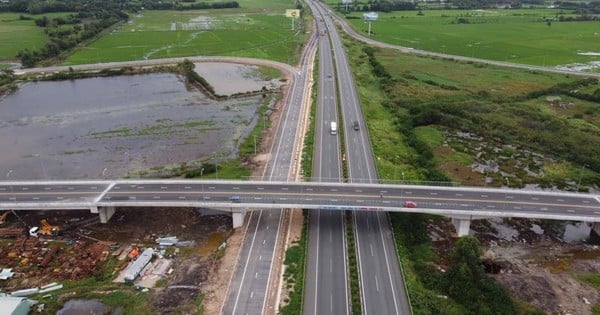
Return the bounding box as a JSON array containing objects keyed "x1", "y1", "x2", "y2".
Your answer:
[
  {"x1": 353, "y1": 121, "x2": 359, "y2": 130},
  {"x1": 230, "y1": 196, "x2": 241, "y2": 203},
  {"x1": 403, "y1": 201, "x2": 417, "y2": 208}
]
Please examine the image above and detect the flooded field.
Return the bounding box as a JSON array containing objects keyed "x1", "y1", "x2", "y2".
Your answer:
[{"x1": 0, "y1": 67, "x2": 274, "y2": 179}]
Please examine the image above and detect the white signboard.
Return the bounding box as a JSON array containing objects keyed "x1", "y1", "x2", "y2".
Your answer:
[
  {"x1": 285, "y1": 9, "x2": 300, "y2": 18},
  {"x1": 363, "y1": 12, "x2": 379, "y2": 21}
]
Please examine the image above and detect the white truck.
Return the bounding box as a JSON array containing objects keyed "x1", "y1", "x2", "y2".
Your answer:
[{"x1": 330, "y1": 121, "x2": 337, "y2": 135}]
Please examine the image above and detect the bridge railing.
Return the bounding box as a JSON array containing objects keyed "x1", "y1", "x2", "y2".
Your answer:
[{"x1": 241, "y1": 176, "x2": 460, "y2": 186}]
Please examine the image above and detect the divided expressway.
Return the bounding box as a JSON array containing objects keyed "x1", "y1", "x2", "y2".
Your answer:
[
  {"x1": 310, "y1": 0, "x2": 412, "y2": 313},
  {"x1": 220, "y1": 30, "x2": 317, "y2": 315},
  {"x1": 304, "y1": 2, "x2": 348, "y2": 314}
]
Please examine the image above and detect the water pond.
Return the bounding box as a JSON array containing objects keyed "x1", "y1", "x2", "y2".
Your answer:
[{"x1": 0, "y1": 69, "x2": 272, "y2": 179}]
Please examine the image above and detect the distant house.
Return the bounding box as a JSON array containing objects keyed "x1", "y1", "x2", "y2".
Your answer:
[{"x1": 0, "y1": 296, "x2": 31, "y2": 315}]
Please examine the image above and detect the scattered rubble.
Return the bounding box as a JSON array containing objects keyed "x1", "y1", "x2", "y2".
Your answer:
[{"x1": 0, "y1": 207, "x2": 232, "y2": 313}]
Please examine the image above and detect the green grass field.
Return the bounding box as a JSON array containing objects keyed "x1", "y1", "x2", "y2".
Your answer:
[
  {"x1": 0, "y1": 13, "x2": 48, "y2": 61},
  {"x1": 344, "y1": 34, "x2": 600, "y2": 314},
  {"x1": 343, "y1": 8, "x2": 600, "y2": 67},
  {"x1": 65, "y1": 2, "x2": 305, "y2": 65},
  {"x1": 345, "y1": 33, "x2": 599, "y2": 188}
]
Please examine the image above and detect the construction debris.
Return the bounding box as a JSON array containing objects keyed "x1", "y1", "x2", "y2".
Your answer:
[
  {"x1": 156, "y1": 236, "x2": 178, "y2": 246},
  {"x1": 0, "y1": 228, "x2": 25, "y2": 238},
  {"x1": 0, "y1": 268, "x2": 14, "y2": 280},
  {"x1": 38, "y1": 284, "x2": 63, "y2": 294},
  {"x1": 11, "y1": 287, "x2": 40, "y2": 297}
]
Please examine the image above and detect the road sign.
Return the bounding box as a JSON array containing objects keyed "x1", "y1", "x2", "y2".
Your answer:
[
  {"x1": 285, "y1": 9, "x2": 300, "y2": 18},
  {"x1": 363, "y1": 12, "x2": 378, "y2": 21}
]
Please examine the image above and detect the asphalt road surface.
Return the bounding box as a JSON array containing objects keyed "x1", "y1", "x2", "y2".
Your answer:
[
  {"x1": 222, "y1": 32, "x2": 317, "y2": 315},
  {"x1": 2, "y1": 181, "x2": 599, "y2": 221},
  {"x1": 304, "y1": 4, "x2": 349, "y2": 314},
  {"x1": 312, "y1": 1, "x2": 419, "y2": 313}
]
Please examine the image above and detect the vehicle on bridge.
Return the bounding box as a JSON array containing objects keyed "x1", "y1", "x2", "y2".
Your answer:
[
  {"x1": 403, "y1": 201, "x2": 417, "y2": 208},
  {"x1": 230, "y1": 196, "x2": 241, "y2": 203}
]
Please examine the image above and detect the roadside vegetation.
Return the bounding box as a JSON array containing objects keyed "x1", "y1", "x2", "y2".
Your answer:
[
  {"x1": 342, "y1": 7, "x2": 600, "y2": 68},
  {"x1": 280, "y1": 56, "x2": 318, "y2": 314},
  {"x1": 0, "y1": 68, "x2": 17, "y2": 93},
  {"x1": 279, "y1": 212, "x2": 308, "y2": 315},
  {"x1": 342, "y1": 32, "x2": 600, "y2": 313},
  {"x1": 346, "y1": 212, "x2": 362, "y2": 314},
  {"x1": 579, "y1": 274, "x2": 600, "y2": 315}
]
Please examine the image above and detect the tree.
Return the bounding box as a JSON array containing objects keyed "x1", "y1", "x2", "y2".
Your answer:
[{"x1": 443, "y1": 236, "x2": 517, "y2": 315}]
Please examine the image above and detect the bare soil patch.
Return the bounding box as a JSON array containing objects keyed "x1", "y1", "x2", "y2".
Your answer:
[{"x1": 429, "y1": 218, "x2": 600, "y2": 314}]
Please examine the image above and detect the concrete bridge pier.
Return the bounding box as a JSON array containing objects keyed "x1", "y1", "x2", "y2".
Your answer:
[
  {"x1": 90, "y1": 206, "x2": 116, "y2": 223},
  {"x1": 232, "y1": 211, "x2": 246, "y2": 229},
  {"x1": 450, "y1": 216, "x2": 472, "y2": 237},
  {"x1": 592, "y1": 222, "x2": 600, "y2": 237}
]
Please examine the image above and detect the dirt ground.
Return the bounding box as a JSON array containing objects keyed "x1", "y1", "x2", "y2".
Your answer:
[
  {"x1": 486, "y1": 242, "x2": 599, "y2": 315},
  {"x1": 430, "y1": 218, "x2": 600, "y2": 314},
  {"x1": 0, "y1": 208, "x2": 232, "y2": 314}
]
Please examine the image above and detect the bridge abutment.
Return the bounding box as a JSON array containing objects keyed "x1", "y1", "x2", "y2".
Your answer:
[
  {"x1": 593, "y1": 222, "x2": 600, "y2": 237},
  {"x1": 90, "y1": 206, "x2": 116, "y2": 223},
  {"x1": 232, "y1": 211, "x2": 245, "y2": 229}
]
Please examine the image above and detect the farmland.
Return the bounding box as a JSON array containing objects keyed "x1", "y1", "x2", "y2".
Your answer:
[
  {"x1": 0, "y1": 13, "x2": 49, "y2": 61},
  {"x1": 344, "y1": 36, "x2": 599, "y2": 191},
  {"x1": 65, "y1": 6, "x2": 305, "y2": 65},
  {"x1": 342, "y1": 8, "x2": 600, "y2": 68},
  {"x1": 343, "y1": 29, "x2": 600, "y2": 314}
]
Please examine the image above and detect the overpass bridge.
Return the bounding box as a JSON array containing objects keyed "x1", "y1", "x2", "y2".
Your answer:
[{"x1": 1, "y1": 180, "x2": 599, "y2": 236}]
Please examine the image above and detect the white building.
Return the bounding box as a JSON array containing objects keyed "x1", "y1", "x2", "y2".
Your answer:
[{"x1": 124, "y1": 248, "x2": 154, "y2": 282}]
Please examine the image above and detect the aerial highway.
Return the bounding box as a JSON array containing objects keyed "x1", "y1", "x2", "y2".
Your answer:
[
  {"x1": 311, "y1": 1, "x2": 412, "y2": 314},
  {"x1": 222, "y1": 30, "x2": 317, "y2": 314},
  {"x1": 304, "y1": 4, "x2": 348, "y2": 315}
]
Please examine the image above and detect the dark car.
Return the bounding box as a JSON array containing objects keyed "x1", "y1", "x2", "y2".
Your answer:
[{"x1": 353, "y1": 121, "x2": 359, "y2": 130}]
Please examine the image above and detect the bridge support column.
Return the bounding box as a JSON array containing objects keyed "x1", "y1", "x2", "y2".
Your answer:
[
  {"x1": 232, "y1": 211, "x2": 245, "y2": 229},
  {"x1": 90, "y1": 206, "x2": 116, "y2": 223},
  {"x1": 592, "y1": 222, "x2": 600, "y2": 237},
  {"x1": 451, "y1": 217, "x2": 472, "y2": 237}
]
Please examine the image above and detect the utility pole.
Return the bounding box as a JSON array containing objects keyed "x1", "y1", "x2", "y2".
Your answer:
[
  {"x1": 213, "y1": 153, "x2": 219, "y2": 180},
  {"x1": 576, "y1": 164, "x2": 588, "y2": 192}
]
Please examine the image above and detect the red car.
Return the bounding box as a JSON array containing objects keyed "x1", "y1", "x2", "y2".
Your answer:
[{"x1": 403, "y1": 201, "x2": 417, "y2": 208}]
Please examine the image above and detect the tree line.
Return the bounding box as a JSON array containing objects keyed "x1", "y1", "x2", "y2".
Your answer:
[{"x1": 334, "y1": 0, "x2": 600, "y2": 12}]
